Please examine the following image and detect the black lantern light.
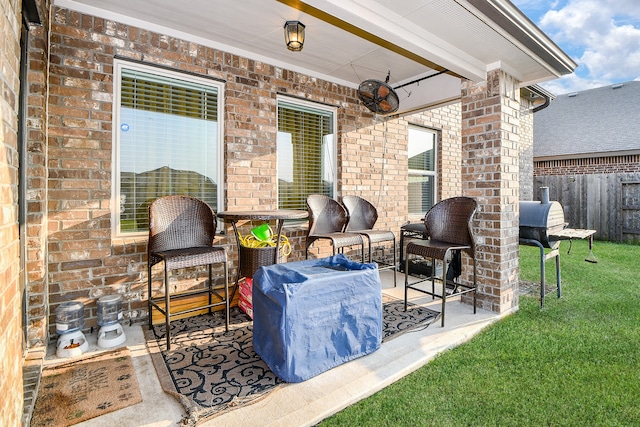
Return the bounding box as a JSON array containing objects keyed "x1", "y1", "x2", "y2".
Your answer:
[{"x1": 284, "y1": 21, "x2": 305, "y2": 52}]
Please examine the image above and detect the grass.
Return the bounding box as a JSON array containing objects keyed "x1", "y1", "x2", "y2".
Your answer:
[{"x1": 320, "y1": 239, "x2": 640, "y2": 426}]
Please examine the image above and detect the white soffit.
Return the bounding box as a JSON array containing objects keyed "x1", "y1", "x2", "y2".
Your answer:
[
  {"x1": 394, "y1": 73, "x2": 462, "y2": 115},
  {"x1": 291, "y1": 0, "x2": 487, "y2": 81},
  {"x1": 54, "y1": 0, "x2": 575, "y2": 111}
]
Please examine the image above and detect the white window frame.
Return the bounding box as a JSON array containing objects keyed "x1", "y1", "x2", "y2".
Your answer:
[
  {"x1": 276, "y1": 95, "x2": 338, "y2": 210},
  {"x1": 408, "y1": 125, "x2": 438, "y2": 217},
  {"x1": 111, "y1": 59, "x2": 224, "y2": 238}
]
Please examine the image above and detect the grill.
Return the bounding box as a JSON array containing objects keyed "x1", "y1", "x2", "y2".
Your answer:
[
  {"x1": 519, "y1": 199, "x2": 565, "y2": 249},
  {"x1": 519, "y1": 187, "x2": 564, "y2": 307},
  {"x1": 520, "y1": 188, "x2": 598, "y2": 307}
]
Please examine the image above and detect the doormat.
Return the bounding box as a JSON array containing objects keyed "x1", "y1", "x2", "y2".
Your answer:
[
  {"x1": 30, "y1": 347, "x2": 142, "y2": 427},
  {"x1": 145, "y1": 296, "x2": 440, "y2": 425}
]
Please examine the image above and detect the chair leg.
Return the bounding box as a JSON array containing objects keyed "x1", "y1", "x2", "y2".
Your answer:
[
  {"x1": 430, "y1": 258, "x2": 436, "y2": 300},
  {"x1": 399, "y1": 233, "x2": 403, "y2": 272},
  {"x1": 473, "y1": 257, "x2": 477, "y2": 314},
  {"x1": 329, "y1": 238, "x2": 337, "y2": 256},
  {"x1": 148, "y1": 263, "x2": 153, "y2": 330},
  {"x1": 164, "y1": 263, "x2": 171, "y2": 350},
  {"x1": 441, "y1": 256, "x2": 448, "y2": 327},
  {"x1": 392, "y1": 237, "x2": 397, "y2": 287},
  {"x1": 404, "y1": 253, "x2": 411, "y2": 311},
  {"x1": 224, "y1": 261, "x2": 229, "y2": 332},
  {"x1": 374, "y1": 239, "x2": 396, "y2": 286},
  {"x1": 208, "y1": 264, "x2": 213, "y2": 315},
  {"x1": 305, "y1": 240, "x2": 311, "y2": 259}
]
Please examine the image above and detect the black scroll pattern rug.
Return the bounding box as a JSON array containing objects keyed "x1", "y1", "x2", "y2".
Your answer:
[{"x1": 145, "y1": 296, "x2": 440, "y2": 426}]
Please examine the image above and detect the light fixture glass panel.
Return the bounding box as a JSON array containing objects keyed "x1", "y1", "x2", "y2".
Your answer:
[{"x1": 284, "y1": 21, "x2": 305, "y2": 52}]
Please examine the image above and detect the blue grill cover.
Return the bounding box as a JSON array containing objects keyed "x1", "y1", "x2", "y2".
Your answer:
[{"x1": 253, "y1": 254, "x2": 382, "y2": 383}]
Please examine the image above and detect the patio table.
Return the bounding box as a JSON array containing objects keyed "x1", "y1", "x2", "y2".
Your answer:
[{"x1": 218, "y1": 209, "x2": 308, "y2": 298}]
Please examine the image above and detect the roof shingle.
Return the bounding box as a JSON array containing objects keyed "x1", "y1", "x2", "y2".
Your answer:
[{"x1": 533, "y1": 81, "x2": 640, "y2": 159}]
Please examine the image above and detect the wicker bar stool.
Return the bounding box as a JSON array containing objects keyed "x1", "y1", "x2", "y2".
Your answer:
[
  {"x1": 305, "y1": 195, "x2": 365, "y2": 262},
  {"x1": 147, "y1": 195, "x2": 229, "y2": 350},
  {"x1": 404, "y1": 196, "x2": 478, "y2": 327},
  {"x1": 343, "y1": 195, "x2": 397, "y2": 287}
]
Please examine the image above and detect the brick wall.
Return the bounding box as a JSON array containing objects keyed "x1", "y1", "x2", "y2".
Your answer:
[
  {"x1": 341, "y1": 114, "x2": 406, "y2": 230},
  {"x1": 35, "y1": 7, "x2": 467, "y2": 334},
  {"x1": 406, "y1": 103, "x2": 463, "y2": 207},
  {"x1": 1, "y1": 0, "x2": 24, "y2": 424},
  {"x1": 461, "y1": 69, "x2": 520, "y2": 314},
  {"x1": 340, "y1": 103, "x2": 463, "y2": 227},
  {"x1": 535, "y1": 154, "x2": 640, "y2": 176}
]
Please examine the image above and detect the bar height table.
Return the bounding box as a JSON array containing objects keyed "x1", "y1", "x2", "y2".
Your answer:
[{"x1": 218, "y1": 209, "x2": 309, "y2": 299}]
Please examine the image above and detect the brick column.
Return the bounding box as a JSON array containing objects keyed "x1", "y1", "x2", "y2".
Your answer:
[
  {"x1": 25, "y1": 23, "x2": 50, "y2": 347},
  {"x1": 461, "y1": 69, "x2": 520, "y2": 314}
]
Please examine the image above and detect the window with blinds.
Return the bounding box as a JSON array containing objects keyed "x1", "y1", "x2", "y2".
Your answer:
[
  {"x1": 114, "y1": 61, "x2": 223, "y2": 235},
  {"x1": 408, "y1": 125, "x2": 437, "y2": 215},
  {"x1": 277, "y1": 98, "x2": 336, "y2": 210}
]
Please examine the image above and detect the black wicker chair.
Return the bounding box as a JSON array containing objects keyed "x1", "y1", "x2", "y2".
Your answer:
[
  {"x1": 404, "y1": 196, "x2": 478, "y2": 327},
  {"x1": 305, "y1": 194, "x2": 365, "y2": 261},
  {"x1": 147, "y1": 195, "x2": 229, "y2": 350},
  {"x1": 343, "y1": 195, "x2": 397, "y2": 287}
]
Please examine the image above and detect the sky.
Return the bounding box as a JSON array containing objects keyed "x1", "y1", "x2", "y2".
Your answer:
[{"x1": 511, "y1": 0, "x2": 640, "y2": 94}]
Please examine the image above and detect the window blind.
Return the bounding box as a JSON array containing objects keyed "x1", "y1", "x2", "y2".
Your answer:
[
  {"x1": 277, "y1": 100, "x2": 335, "y2": 210},
  {"x1": 408, "y1": 126, "x2": 437, "y2": 215},
  {"x1": 118, "y1": 67, "x2": 220, "y2": 233}
]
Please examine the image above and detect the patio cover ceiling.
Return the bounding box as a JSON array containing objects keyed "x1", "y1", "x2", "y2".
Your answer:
[{"x1": 56, "y1": 0, "x2": 576, "y2": 115}]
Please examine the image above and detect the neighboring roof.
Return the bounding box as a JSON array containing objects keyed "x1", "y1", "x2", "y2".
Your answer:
[{"x1": 534, "y1": 81, "x2": 640, "y2": 160}]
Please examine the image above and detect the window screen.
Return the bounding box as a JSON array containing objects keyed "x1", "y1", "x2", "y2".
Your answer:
[
  {"x1": 277, "y1": 99, "x2": 336, "y2": 210},
  {"x1": 408, "y1": 126, "x2": 437, "y2": 215},
  {"x1": 116, "y1": 63, "x2": 222, "y2": 234}
]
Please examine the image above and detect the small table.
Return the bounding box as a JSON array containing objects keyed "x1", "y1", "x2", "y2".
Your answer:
[
  {"x1": 551, "y1": 228, "x2": 598, "y2": 263},
  {"x1": 218, "y1": 209, "x2": 309, "y2": 296}
]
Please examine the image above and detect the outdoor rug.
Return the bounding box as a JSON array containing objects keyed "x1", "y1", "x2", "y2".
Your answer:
[
  {"x1": 30, "y1": 347, "x2": 142, "y2": 427},
  {"x1": 145, "y1": 296, "x2": 440, "y2": 425}
]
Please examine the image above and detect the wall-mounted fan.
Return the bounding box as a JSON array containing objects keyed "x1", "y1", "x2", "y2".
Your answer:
[{"x1": 357, "y1": 71, "x2": 399, "y2": 114}]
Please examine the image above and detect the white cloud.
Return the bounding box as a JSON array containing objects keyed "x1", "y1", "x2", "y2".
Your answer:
[
  {"x1": 536, "y1": 0, "x2": 640, "y2": 93},
  {"x1": 581, "y1": 24, "x2": 640, "y2": 79},
  {"x1": 540, "y1": 73, "x2": 609, "y2": 95}
]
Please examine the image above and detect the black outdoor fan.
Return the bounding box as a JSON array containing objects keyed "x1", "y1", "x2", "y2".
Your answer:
[{"x1": 357, "y1": 71, "x2": 399, "y2": 114}]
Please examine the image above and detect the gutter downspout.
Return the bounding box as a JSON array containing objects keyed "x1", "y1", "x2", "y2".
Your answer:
[
  {"x1": 533, "y1": 92, "x2": 550, "y2": 112},
  {"x1": 523, "y1": 84, "x2": 554, "y2": 112}
]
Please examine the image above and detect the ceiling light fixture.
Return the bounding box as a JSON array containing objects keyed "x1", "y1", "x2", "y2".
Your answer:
[{"x1": 284, "y1": 21, "x2": 305, "y2": 52}]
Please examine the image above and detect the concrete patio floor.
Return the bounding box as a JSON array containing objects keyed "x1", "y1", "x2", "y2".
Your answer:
[{"x1": 30, "y1": 270, "x2": 510, "y2": 427}]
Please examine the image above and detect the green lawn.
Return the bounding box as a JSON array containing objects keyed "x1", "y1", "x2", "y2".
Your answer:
[{"x1": 320, "y1": 240, "x2": 640, "y2": 426}]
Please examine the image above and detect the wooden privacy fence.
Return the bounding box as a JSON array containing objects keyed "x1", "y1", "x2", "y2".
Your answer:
[{"x1": 533, "y1": 172, "x2": 640, "y2": 242}]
